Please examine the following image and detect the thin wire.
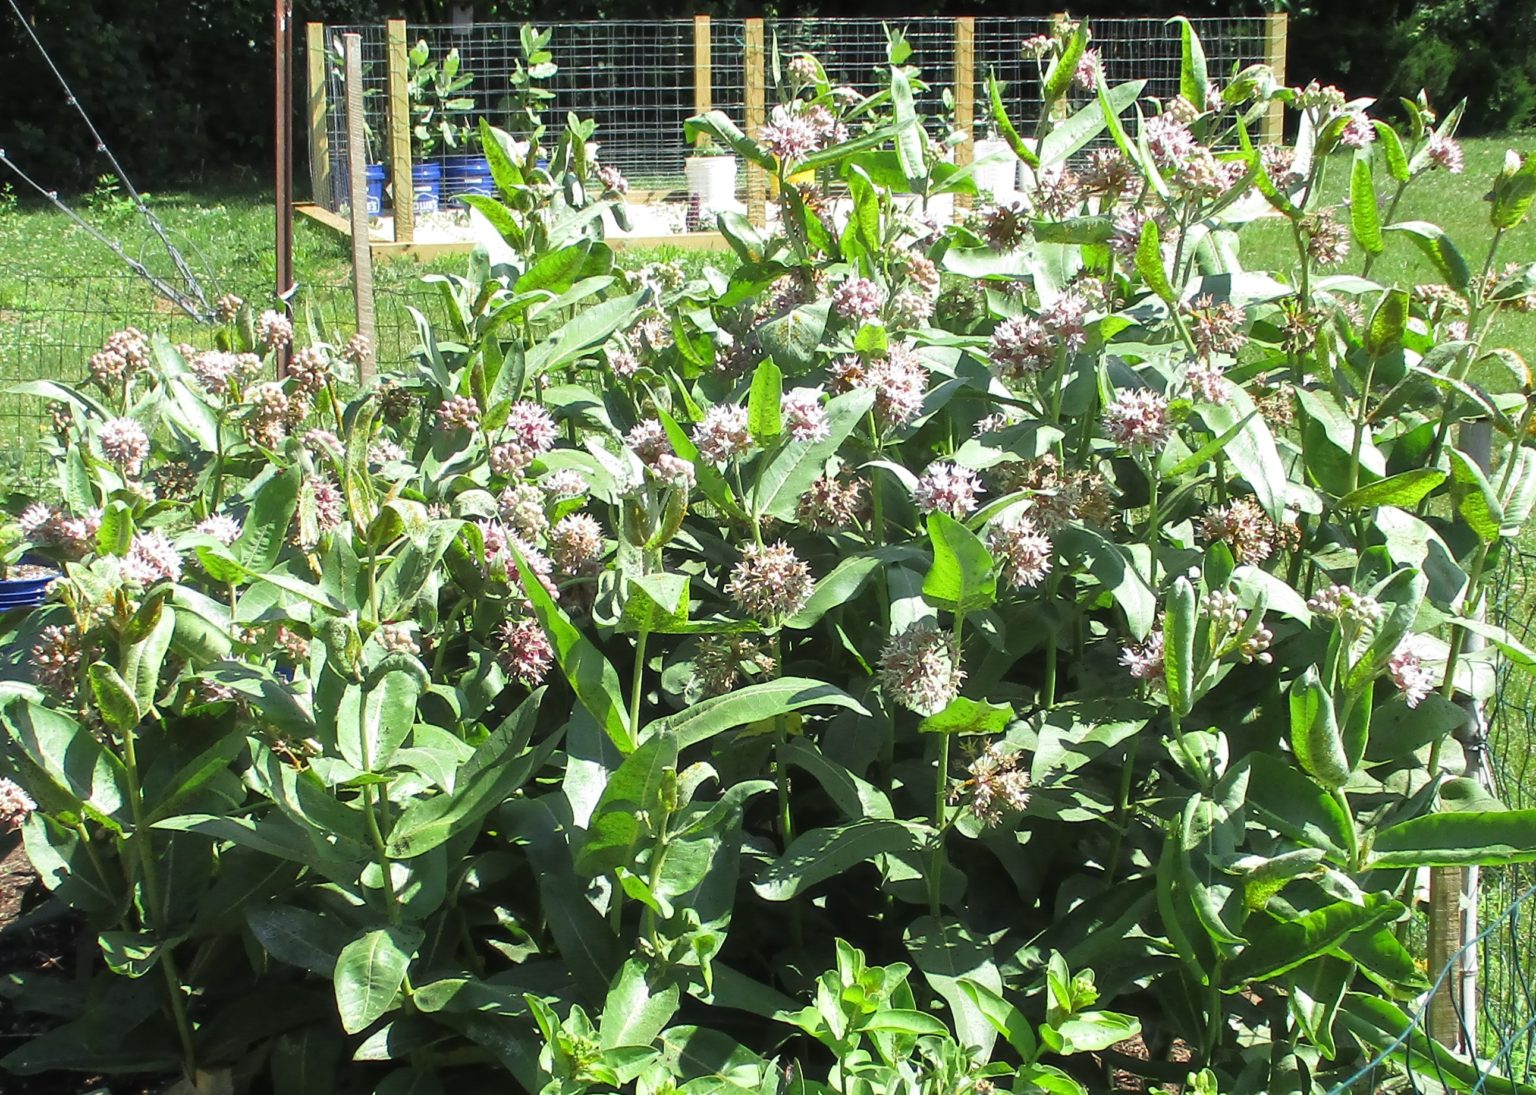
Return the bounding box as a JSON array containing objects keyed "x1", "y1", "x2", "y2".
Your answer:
[
  {"x1": 1325, "y1": 882, "x2": 1536, "y2": 1093},
  {"x1": 0, "y1": 151, "x2": 209, "y2": 321},
  {"x1": 2, "y1": 0, "x2": 210, "y2": 315}
]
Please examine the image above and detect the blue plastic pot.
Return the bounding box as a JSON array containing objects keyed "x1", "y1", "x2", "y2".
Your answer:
[
  {"x1": 365, "y1": 163, "x2": 386, "y2": 215},
  {"x1": 444, "y1": 154, "x2": 494, "y2": 204},
  {"x1": 332, "y1": 164, "x2": 386, "y2": 216},
  {"x1": 0, "y1": 565, "x2": 58, "y2": 612},
  {"x1": 412, "y1": 162, "x2": 442, "y2": 216}
]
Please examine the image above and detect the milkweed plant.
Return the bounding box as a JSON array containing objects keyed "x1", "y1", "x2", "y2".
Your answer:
[{"x1": 3, "y1": 17, "x2": 1536, "y2": 1095}]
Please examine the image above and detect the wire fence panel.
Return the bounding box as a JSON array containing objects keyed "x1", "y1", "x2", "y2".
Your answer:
[
  {"x1": 309, "y1": 14, "x2": 1283, "y2": 211},
  {"x1": 0, "y1": 271, "x2": 444, "y2": 481}
]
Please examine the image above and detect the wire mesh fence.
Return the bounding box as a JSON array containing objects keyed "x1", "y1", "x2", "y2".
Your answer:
[
  {"x1": 0, "y1": 270, "x2": 447, "y2": 483},
  {"x1": 308, "y1": 14, "x2": 1283, "y2": 213}
]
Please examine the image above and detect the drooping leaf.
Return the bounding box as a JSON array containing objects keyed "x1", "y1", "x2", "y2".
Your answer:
[
  {"x1": 752, "y1": 820, "x2": 921, "y2": 900},
  {"x1": 1223, "y1": 894, "x2": 1403, "y2": 985},
  {"x1": 1370, "y1": 809, "x2": 1536, "y2": 868},
  {"x1": 334, "y1": 926, "x2": 424, "y2": 1034},
  {"x1": 515, "y1": 547, "x2": 632, "y2": 753},
  {"x1": 922, "y1": 513, "x2": 996, "y2": 616},
  {"x1": 905, "y1": 916, "x2": 1002, "y2": 1057}
]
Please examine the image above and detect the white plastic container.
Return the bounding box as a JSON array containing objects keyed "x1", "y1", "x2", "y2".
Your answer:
[
  {"x1": 972, "y1": 138, "x2": 1018, "y2": 203},
  {"x1": 685, "y1": 155, "x2": 739, "y2": 220}
]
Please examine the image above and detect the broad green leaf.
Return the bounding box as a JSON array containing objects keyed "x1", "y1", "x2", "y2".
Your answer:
[
  {"x1": 1040, "y1": 1010, "x2": 1142, "y2": 1056},
  {"x1": 782, "y1": 552, "x2": 883, "y2": 629},
  {"x1": 957, "y1": 979, "x2": 1038, "y2": 1062},
  {"x1": 515, "y1": 547, "x2": 632, "y2": 753},
  {"x1": 781, "y1": 739, "x2": 894, "y2": 821},
  {"x1": 235, "y1": 464, "x2": 302, "y2": 572},
  {"x1": 922, "y1": 513, "x2": 996, "y2": 616},
  {"x1": 1289, "y1": 956, "x2": 1352, "y2": 1057},
  {"x1": 1365, "y1": 288, "x2": 1409, "y2": 357},
  {"x1": 387, "y1": 696, "x2": 560, "y2": 858},
  {"x1": 1374, "y1": 121, "x2": 1409, "y2": 182},
  {"x1": 351, "y1": 666, "x2": 424, "y2": 773},
  {"x1": 905, "y1": 916, "x2": 1002, "y2": 1057},
  {"x1": 1336, "y1": 468, "x2": 1445, "y2": 510},
  {"x1": 1290, "y1": 668, "x2": 1349, "y2": 788},
  {"x1": 890, "y1": 66, "x2": 926, "y2": 190},
  {"x1": 577, "y1": 731, "x2": 679, "y2": 875},
  {"x1": 1370, "y1": 809, "x2": 1536, "y2": 867},
  {"x1": 1198, "y1": 385, "x2": 1286, "y2": 521},
  {"x1": 1237, "y1": 753, "x2": 1354, "y2": 861},
  {"x1": 746, "y1": 361, "x2": 783, "y2": 443},
  {"x1": 1223, "y1": 894, "x2": 1403, "y2": 985},
  {"x1": 684, "y1": 111, "x2": 775, "y2": 171},
  {"x1": 645, "y1": 678, "x2": 867, "y2": 749},
  {"x1": 1171, "y1": 17, "x2": 1209, "y2": 110},
  {"x1": 1, "y1": 698, "x2": 127, "y2": 827},
  {"x1": 1039, "y1": 80, "x2": 1145, "y2": 167},
  {"x1": 1054, "y1": 525, "x2": 1156, "y2": 638},
  {"x1": 752, "y1": 819, "x2": 920, "y2": 900},
  {"x1": 526, "y1": 291, "x2": 645, "y2": 378},
  {"x1": 1449, "y1": 448, "x2": 1504, "y2": 543},
  {"x1": 1335, "y1": 993, "x2": 1536, "y2": 1095},
  {"x1": 334, "y1": 926, "x2": 424, "y2": 1034},
  {"x1": 86, "y1": 663, "x2": 139, "y2": 736},
  {"x1": 1383, "y1": 221, "x2": 1471, "y2": 289},
  {"x1": 1164, "y1": 578, "x2": 1197, "y2": 717},
  {"x1": 757, "y1": 300, "x2": 831, "y2": 375},
  {"x1": 619, "y1": 573, "x2": 691, "y2": 635},
  {"x1": 1489, "y1": 149, "x2": 1536, "y2": 230},
  {"x1": 1349, "y1": 154, "x2": 1383, "y2": 255},
  {"x1": 918, "y1": 697, "x2": 1012, "y2": 736},
  {"x1": 246, "y1": 903, "x2": 353, "y2": 975},
  {"x1": 760, "y1": 388, "x2": 875, "y2": 522},
  {"x1": 1135, "y1": 218, "x2": 1176, "y2": 303},
  {"x1": 599, "y1": 959, "x2": 680, "y2": 1050},
  {"x1": 1500, "y1": 447, "x2": 1536, "y2": 535}
]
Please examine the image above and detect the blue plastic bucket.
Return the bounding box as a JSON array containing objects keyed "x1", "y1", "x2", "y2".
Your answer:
[
  {"x1": 365, "y1": 164, "x2": 386, "y2": 215},
  {"x1": 444, "y1": 155, "x2": 494, "y2": 204},
  {"x1": 412, "y1": 162, "x2": 442, "y2": 215},
  {"x1": 333, "y1": 164, "x2": 386, "y2": 216}
]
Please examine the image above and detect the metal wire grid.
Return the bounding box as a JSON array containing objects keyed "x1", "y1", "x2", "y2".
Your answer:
[
  {"x1": 310, "y1": 16, "x2": 1275, "y2": 211},
  {"x1": 321, "y1": 22, "x2": 391, "y2": 214},
  {"x1": 0, "y1": 271, "x2": 446, "y2": 478},
  {"x1": 975, "y1": 16, "x2": 1270, "y2": 142},
  {"x1": 1322, "y1": 549, "x2": 1536, "y2": 1092}
]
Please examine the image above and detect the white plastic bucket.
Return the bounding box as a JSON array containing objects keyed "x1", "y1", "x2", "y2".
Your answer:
[{"x1": 685, "y1": 156, "x2": 738, "y2": 219}]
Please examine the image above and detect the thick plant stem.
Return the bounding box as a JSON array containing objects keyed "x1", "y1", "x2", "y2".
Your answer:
[
  {"x1": 362, "y1": 783, "x2": 402, "y2": 925},
  {"x1": 927, "y1": 728, "x2": 951, "y2": 920},
  {"x1": 630, "y1": 626, "x2": 650, "y2": 736},
  {"x1": 119, "y1": 720, "x2": 197, "y2": 1077},
  {"x1": 927, "y1": 615, "x2": 963, "y2": 918},
  {"x1": 1104, "y1": 735, "x2": 1140, "y2": 884}
]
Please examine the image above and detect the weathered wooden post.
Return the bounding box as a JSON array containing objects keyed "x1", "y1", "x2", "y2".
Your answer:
[
  {"x1": 343, "y1": 33, "x2": 377, "y2": 378},
  {"x1": 745, "y1": 18, "x2": 766, "y2": 230},
  {"x1": 386, "y1": 19, "x2": 414, "y2": 243}
]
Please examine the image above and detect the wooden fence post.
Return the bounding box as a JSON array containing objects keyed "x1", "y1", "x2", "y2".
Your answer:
[
  {"x1": 343, "y1": 33, "x2": 377, "y2": 378},
  {"x1": 745, "y1": 18, "x2": 766, "y2": 230},
  {"x1": 1262, "y1": 12, "x2": 1288, "y2": 145},
  {"x1": 306, "y1": 23, "x2": 332, "y2": 209},
  {"x1": 953, "y1": 17, "x2": 975, "y2": 211},
  {"x1": 694, "y1": 14, "x2": 712, "y2": 144},
  {"x1": 386, "y1": 19, "x2": 414, "y2": 244}
]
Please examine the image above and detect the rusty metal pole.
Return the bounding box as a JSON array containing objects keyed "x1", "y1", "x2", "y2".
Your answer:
[{"x1": 274, "y1": 0, "x2": 295, "y2": 374}]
